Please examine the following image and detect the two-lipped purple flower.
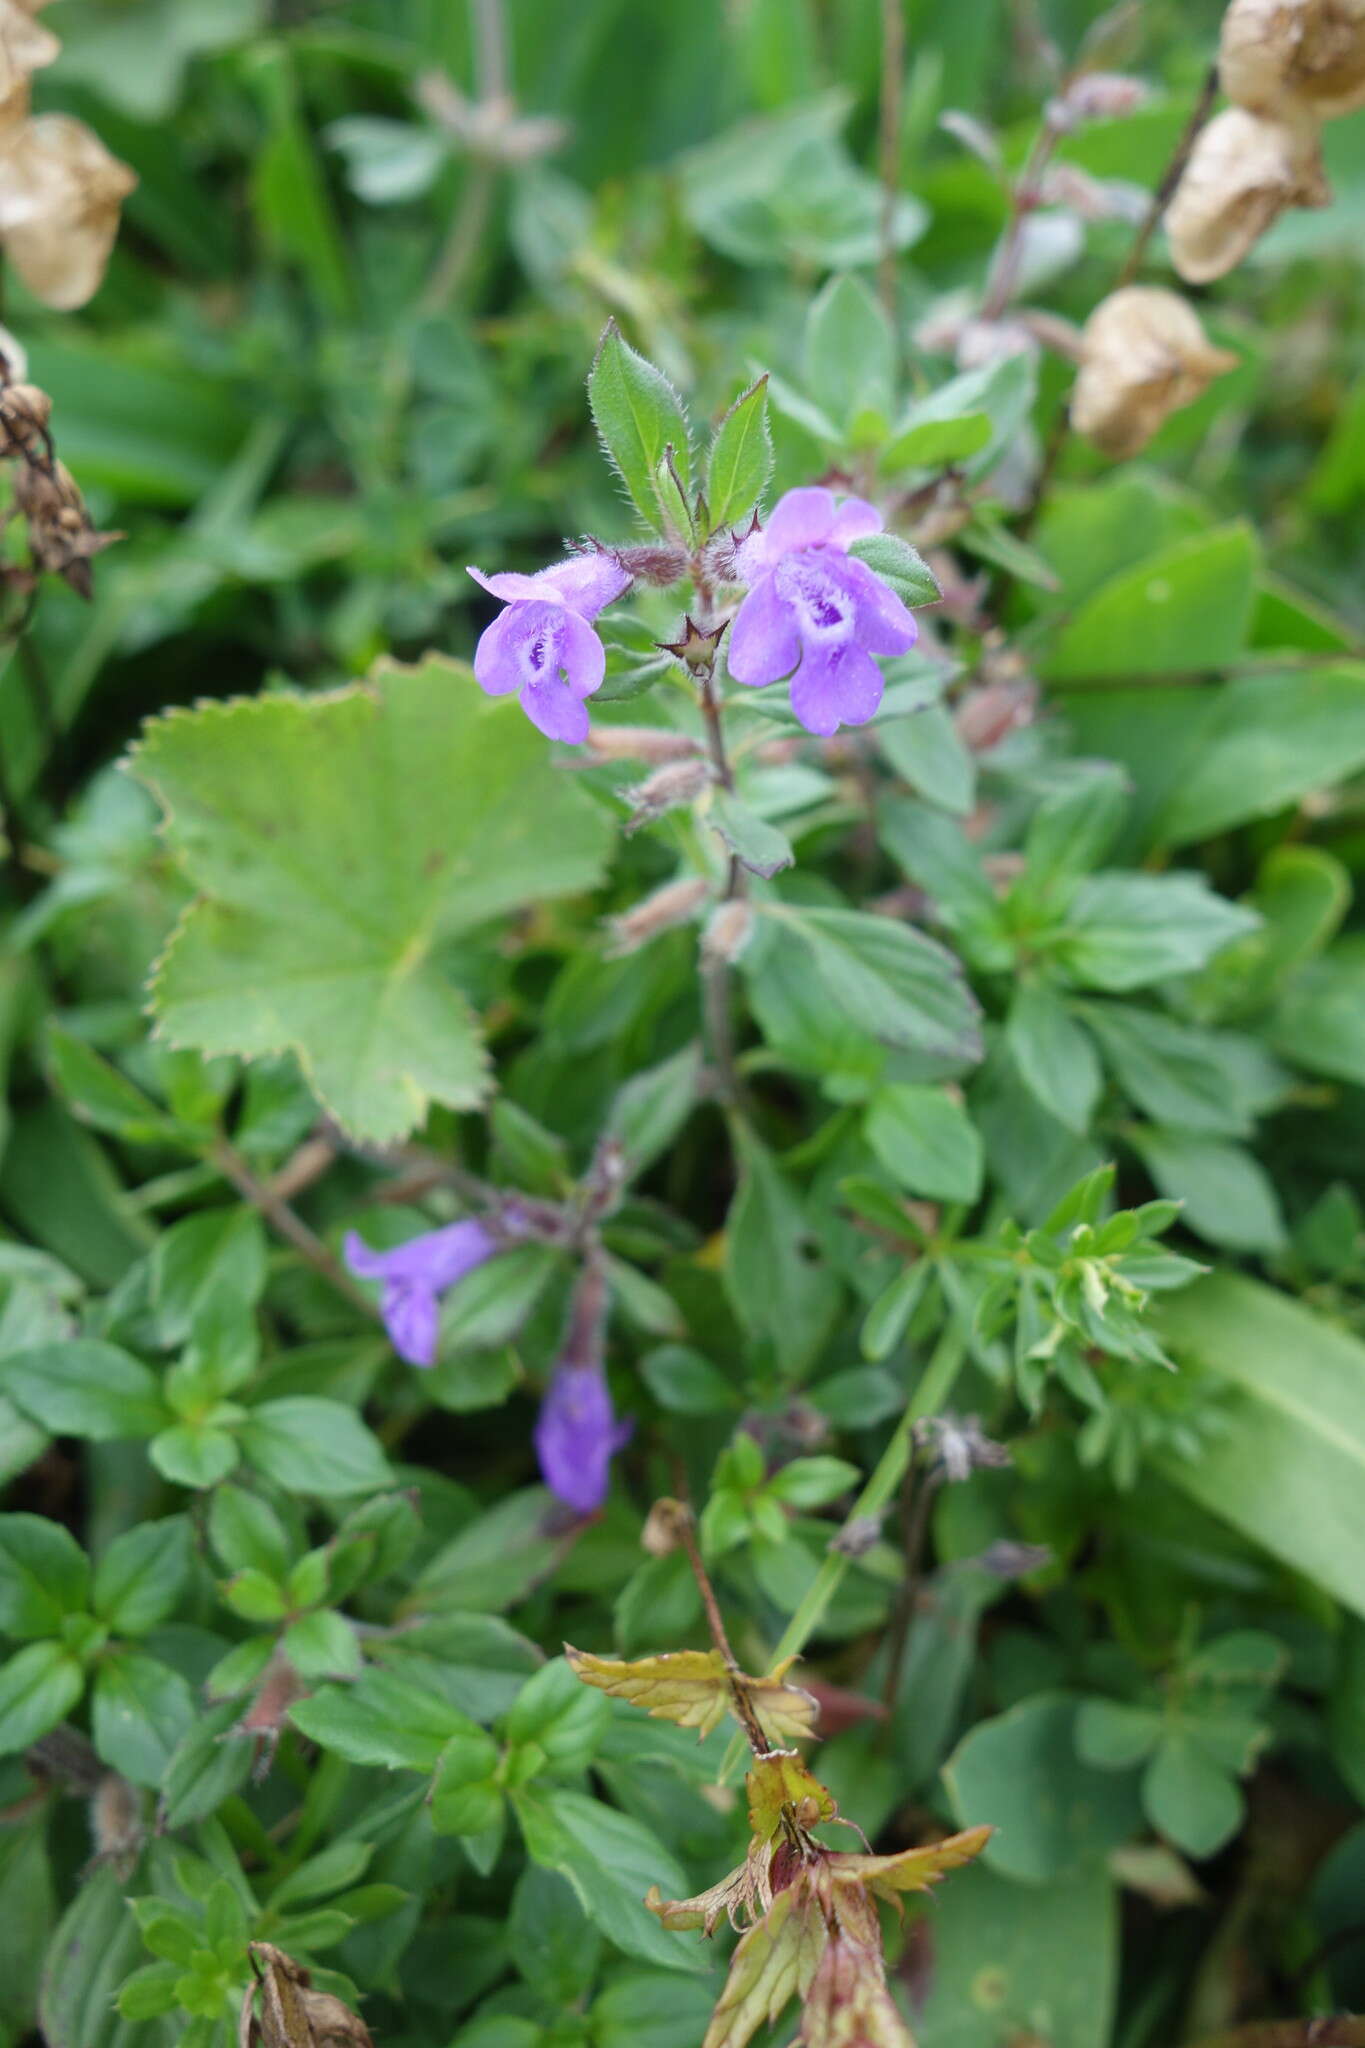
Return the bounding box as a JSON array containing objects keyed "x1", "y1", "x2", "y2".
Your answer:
[
  {"x1": 344, "y1": 1220, "x2": 629, "y2": 1516},
  {"x1": 727, "y1": 486, "x2": 918, "y2": 736},
  {"x1": 466, "y1": 551, "x2": 630, "y2": 745}
]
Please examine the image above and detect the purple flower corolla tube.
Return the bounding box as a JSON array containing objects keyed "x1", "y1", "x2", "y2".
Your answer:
[
  {"x1": 727, "y1": 487, "x2": 918, "y2": 738},
  {"x1": 466, "y1": 551, "x2": 631, "y2": 745},
  {"x1": 534, "y1": 1357, "x2": 633, "y2": 1517},
  {"x1": 344, "y1": 1218, "x2": 496, "y2": 1369}
]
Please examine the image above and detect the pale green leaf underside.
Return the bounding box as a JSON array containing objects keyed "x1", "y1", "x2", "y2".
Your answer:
[{"x1": 129, "y1": 657, "x2": 613, "y2": 1141}]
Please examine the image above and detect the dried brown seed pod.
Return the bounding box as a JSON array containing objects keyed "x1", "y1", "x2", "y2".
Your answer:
[
  {"x1": 0, "y1": 0, "x2": 58, "y2": 109},
  {"x1": 0, "y1": 112, "x2": 136, "y2": 309},
  {"x1": 1164, "y1": 105, "x2": 1329, "y2": 282},
  {"x1": 1221, "y1": 0, "x2": 1365, "y2": 119},
  {"x1": 1070, "y1": 287, "x2": 1238, "y2": 457},
  {"x1": 12, "y1": 454, "x2": 121, "y2": 596},
  {"x1": 0, "y1": 376, "x2": 51, "y2": 456}
]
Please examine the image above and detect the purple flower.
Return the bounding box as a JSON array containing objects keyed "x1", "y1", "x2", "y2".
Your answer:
[
  {"x1": 466, "y1": 551, "x2": 631, "y2": 745},
  {"x1": 727, "y1": 487, "x2": 918, "y2": 737},
  {"x1": 534, "y1": 1359, "x2": 633, "y2": 1516},
  {"x1": 344, "y1": 1219, "x2": 496, "y2": 1369}
]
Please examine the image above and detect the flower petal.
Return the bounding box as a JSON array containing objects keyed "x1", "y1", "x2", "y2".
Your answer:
[
  {"x1": 534, "y1": 1361, "x2": 630, "y2": 1514},
  {"x1": 727, "y1": 573, "x2": 801, "y2": 687},
  {"x1": 557, "y1": 607, "x2": 608, "y2": 698},
  {"x1": 345, "y1": 1219, "x2": 494, "y2": 1289},
  {"x1": 827, "y1": 496, "x2": 884, "y2": 551},
  {"x1": 789, "y1": 643, "x2": 885, "y2": 737},
  {"x1": 836, "y1": 554, "x2": 920, "y2": 656},
  {"x1": 466, "y1": 565, "x2": 547, "y2": 604},
  {"x1": 764, "y1": 486, "x2": 837, "y2": 556},
  {"x1": 474, "y1": 599, "x2": 567, "y2": 700},
  {"x1": 521, "y1": 675, "x2": 592, "y2": 744},
  {"x1": 537, "y1": 551, "x2": 631, "y2": 620},
  {"x1": 382, "y1": 1282, "x2": 440, "y2": 1369}
]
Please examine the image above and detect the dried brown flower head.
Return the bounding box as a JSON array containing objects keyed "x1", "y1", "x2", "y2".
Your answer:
[
  {"x1": 1221, "y1": 0, "x2": 1365, "y2": 119},
  {"x1": 0, "y1": 0, "x2": 57, "y2": 120},
  {"x1": 0, "y1": 111, "x2": 136, "y2": 308},
  {"x1": 1165, "y1": 105, "x2": 1329, "y2": 282},
  {"x1": 0, "y1": 374, "x2": 51, "y2": 457},
  {"x1": 1070, "y1": 286, "x2": 1239, "y2": 456}
]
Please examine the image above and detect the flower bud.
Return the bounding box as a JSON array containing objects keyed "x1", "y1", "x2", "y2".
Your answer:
[
  {"x1": 1054, "y1": 69, "x2": 1151, "y2": 122},
  {"x1": 700, "y1": 897, "x2": 755, "y2": 967},
  {"x1": 1165, "y1": 106, "x2": 1329, "y2": 282},
  {"x1": 583, "y1": 724, "x2": 701, "y2": 765},
  {"x1": 1070, "y1": 286, "x2": 1239, "y2": 457},
  {"x1": 604, "y1": 876, "x2": 709, "y2": 957},
  {"x1": 90, "y1": 1771, "x2": 142, "y2": 1877},
  {"x1": 622, "y1": 757, "x2": 712, "y2": 833},
  {"x1": 1220, "y1": 0, "x2": 1365, "y2": 120}
]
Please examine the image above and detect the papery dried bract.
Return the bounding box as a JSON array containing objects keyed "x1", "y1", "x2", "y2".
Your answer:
[
  {"x1": 565, "y1": 1644, "x2": 820, "y2": 1747},
  {"x1": 0, "y1": 112, "x2": 136, "y2": 308},
  {"x1": 1221, "y1": 0, "x2": 1365, "y2": 119},
  {"x1": 1165, "y1": 106, "x2": 1329, "y2": 282},
  {"x1": 240, "y1": 1945, "x2": 373, "y2": 2048},
  {"x1": 10, "y1": 454, "x2": 121, "y2": 597},
  {"x1": 1070, "y1": 287, "x2": 1238, "y2": 457}
]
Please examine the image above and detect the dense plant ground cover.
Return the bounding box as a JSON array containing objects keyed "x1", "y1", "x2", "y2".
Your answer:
[{"x1": 5, "y1": 3, "x2": 1365, "y2": 2046}]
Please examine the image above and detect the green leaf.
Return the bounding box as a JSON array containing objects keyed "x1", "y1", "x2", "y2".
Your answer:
[
  {"x1": 876, "y1": 704, "x2": 975, "y2": 814},
  {"x1": 802, "y1": 273, "x2": 895, "y2": 433},
  {"x1": 772, "y1": 905, "x2": 982, "y2": 1064},
  {"x1": 1143, "y1": 1736, "x2": 1243, "y2": 1858},
  {"x1": 159, "y1": 1699, "x2": 252, "y2": 1827},
  {"x1": 282, "y1": 1610, "x2": 363, "y2": 1681},
  {"x1": 944, "y1": 1693, "x2": 1144, "y2": 1883},
  {"x1": 882, "y1": 354, "x2": 1037, "y2": 484},
  {"x1": 1042, "y1": 525, "x2": 1260, "y2": 682},
  {"x1": 605, "y1": 1043, "x2": 703, "y2": 1181},
  {"x1": 91, "y1": 1652, "x2": 194, "y2": 1786},
  {"x1": 860, "y1": 1260, "x2": 933, "y2": 1362},
  {"x1": 639, "y1": 1344, "x2": 739, "y2": 1416},
  {"x1": 725, "y1": 1129, "x2": 838, "y2": 1379},
  {"x1": 1075, "y1": 1698, "x2": 1163, "y2": 1769},
  {"x1": 269, "y1": 1839, "x2": 373, "y2": 1911},
  {"x1": 208, "y1": 1483, "x2": 290, "y2": 1579},
  {"x1": 130, "y1": 659, "x2": 613, "y2": 1142},
  {"x1": 289, "y1": 1668, "x2": 475, "y2": 1771},
  {"x1": 91, "y1": 1517, "x2": 192, "y2": 1635},
  {"x1": 913, "y1": 1859, "x2": 1118, "y2": 2048},
  {"x1": 1155, "y1": 1276, "x2": 1365, "y2": 1616},
  {"x1": 410, "y1": 1489, "x2": 560, "y2": 1616},
  {"x1": 1006, "y1": 982, "x2": 1101, "y2": 1134},
  {"x1": 1055, "y1": 873, "x2": 1259, "y2": 990},
  {"x1": 45, "y1": 1027, "x2": 183, "y2": 1145},
  {"x1": 150, "y1": 1423, "x2": 240, "y2": 1489},
  {"x1": 0, "y1": 1513, "x2": 90, "y2": 1638},
  {"x1": 0, "y1": 1341, "x2": 166, "y2": 1442},
  {"x1": 846, "y1": 531, "x2": 941, "y2": 608},
  {"x1": 1127, "y1": 1127, "x2": 1285, "y2": 1253},
  {"x1": 0, "y1": 1816, "x2": 55, "y2": 2035},
  {"x1": 1157, "y1": 665, "x2": 1365, "y2": 844},
  {"x1": 864, "y1": 1083, "x2": 983, "y2": 1203},
  {"x1": 1271, "y1": 938, "x2": 1365, "y2": 1085},
  {"x1": 247, "y1": 41, "x2": 352, "y2": 318},
  {"x1": 588, "y1": 321, "x2": 691, "y2": 535},
  {"x1": 0, "y1": 1642, "x2": 84, "y2": 1753},
  {"x1": 706, "y1": 377, "x2": 773, "y2": 531},
  {"x1": 511, "y1": 1866, "x2": 603, "y2": 2006},
  {"x1": 707, "y1": 791, "x2": 793, "y2": 878},
  {"x1": 239, "y1": 1397, "x2": 391, "y2": 1495},
  {"x1": 1083, "y1": 1003, "x2": 1279, "y2": 1137},
  {"x1": 41, "y1": 1863, "x2": 168, "y2": 2048},
  {"x1": 1024, "y1": 768, "x2": 1129, "y2": 892},
  {"x1": 515, "y1": 1787, "x2": 708, "y2": 1973}
]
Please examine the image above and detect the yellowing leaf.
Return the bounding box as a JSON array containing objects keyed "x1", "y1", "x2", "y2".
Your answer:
[
  {"x1": 746, "y1": 1750, "x2": 837, "y2": 1844},
  {"x1": 645, "y1": 1861, "x2": 760, "y2": 1936},
  {"x1": 565, "y1": 1644, "x2": 820, "y2": 1747},
  {"x1": 828, "y1": 1824, "x2": 992, "y2": 1906},
  {"x1": 702, "y1": 1878, "x2": 828, "y2": 2048},
  {"x1": 796, "y1": 1933, "x2": 915, "y2": 2048}
]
